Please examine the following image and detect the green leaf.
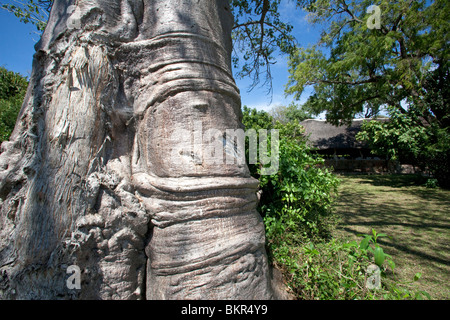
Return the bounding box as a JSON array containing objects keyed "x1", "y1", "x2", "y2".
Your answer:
[
  {"x1": 374, "y1": 246, "x2": 385, "y2": 267},
  {"x1": 413, "y1": 272, "x2": 422, "y2": 282},
  {"x1": 359, "y1": 236, "x2": 371, "y2": 250},
  {"x1": 343, "y1": 240, "x2": 358, "y2": 248},
  {"x1": 372, "y1": 229, "x2": 377, "y2": 239},
  {"x1": 387, "y1": 259, "x2": 396, "y2": 271}
]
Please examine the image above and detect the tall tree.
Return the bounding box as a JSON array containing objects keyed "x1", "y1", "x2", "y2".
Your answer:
[
  {"x1": 286, "y1": 0, "x2": 449, "y2": 186},
  {"x1": 287, "y1": 0, "x2": 449, "y2": 125},
  {"x1": 0, "y1": 0, "x2": 276, "y2": 299},
  {"x1": 270, "y1": 102, "x2": 312, "y2": 124}
]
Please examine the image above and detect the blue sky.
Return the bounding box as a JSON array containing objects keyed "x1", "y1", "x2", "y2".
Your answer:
[
  {"x1": 0, "y1": 8, "x2": 38, "y2": 77},
  {"x1": 0, "y1": 1, "x2": 322, "y2": 114},
  {"x1": 235, "y1": 1, "x2": 323, "y2": 113}
]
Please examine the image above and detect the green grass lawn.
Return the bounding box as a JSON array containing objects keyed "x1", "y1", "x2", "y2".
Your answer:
[{"x1": 333, "y1": 174, "x2": 450, "y2": 300}]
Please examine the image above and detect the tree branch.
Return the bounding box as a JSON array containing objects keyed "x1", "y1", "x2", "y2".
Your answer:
[
  {"x1": 338, "y1": 0, "x2": 363, "y2": 24},
  {"x1": 316, "y1": 76, "x2": 382, "y2": 86}
]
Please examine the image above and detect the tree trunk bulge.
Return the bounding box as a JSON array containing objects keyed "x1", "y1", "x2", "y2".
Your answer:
[{"x1": 0, "y1": 0, "x2": 274, "y2": 300}]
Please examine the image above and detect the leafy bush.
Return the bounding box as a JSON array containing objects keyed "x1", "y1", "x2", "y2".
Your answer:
[
  {"x1": 259, "y1": 121, "x2": 340, "y2": 240},
  {"x1": 425, "y1": 178, "x2": 439, "y2": 189},
  {"x1": 242, "y1": 106, "x2": 340, "y2": 241},
  {"x1": 273, "y1": 229, "x2": 429, "y2": 300},
  {"x1": 274, "y1": 238, "x2": 375, "y2": 299},
  {"x1": 357, "y1": 107, "x2": 450, "y2": 189},
  {"x1": 425, "y1": 127, "x2": 450, "y2": 189},
  {"x1": 0, "y1": 67, "x2": 28, "y2": 143},
  {"x1": 242, "y1": 106, "x2": 429, "y2": 300}
]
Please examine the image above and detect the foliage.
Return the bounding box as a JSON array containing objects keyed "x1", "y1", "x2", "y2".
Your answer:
[
  {"x1": 269, "y1": 102, "x2": 312, "y2": 124},
  {"x1": 242, "y1": 105, "x2": 274, "y2": 131},
  {"x1": 0, "y1": 67, "x2": 28, "y2": 142},
  {"x1": 287, "y1": 0, "x2": 450, "y2": 188},
  {"x1": 357, "y1": 108, "x2": 450, "y2": 188},
  {"x1": 358, "y1": 229, "x2": 394, "y2": 270},
  {"x1": 356, "y1": 108, "x2": 430, "y2": 164},
  {"x1": 0, "y1": 66, "x2": 28, "y2": 100},
  {"x1": 287, "y1": 0, "x2": 449, "y2": 126},
  {"x1": 0, "y1": 0, "x2": 52, "y2": 31},
  {"x1": 242, "y1": 105, "x2": 340, "y2": 241},
  {"x1": 273, "y1": 229, "x2": 430, "y2": 300},
  {"x1": 425, "y1": 128, "x2": 450, "y2": 188},
  {"x1": 260, "y1": 120, "x2": 340, "y2": 240},
  {"x1": 424, "y1": 179, "x2": 439, "y2": 189},
  {"x1": 231, "y1": 0, "x2": 296, "y2": 92}
]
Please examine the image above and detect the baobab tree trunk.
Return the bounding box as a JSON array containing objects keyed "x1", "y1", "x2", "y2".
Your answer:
[{"x1": 0, "y1": 0, "x2": 274, "y2": 299}]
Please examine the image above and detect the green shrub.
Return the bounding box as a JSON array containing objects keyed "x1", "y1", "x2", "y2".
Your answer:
[
  {"x1": 260, "y1": 120, "x2": 340, "y2": 241},
  {"x1": 273, "y1": 229, "x2": 429, "y2": 300},
  {"x1": 242, "y1": 107, "x2": 340, "y2": 240},
  {"x1": 273, "y1": 238, "x2": 374, "y2": 300},
  {"x1": 357, "y1": 108, "x2": 450, "y2": 189},
  {"x1": 425, "y1": 178, "x2": 439, "y2": 189},
  {"x1": 0, "y1": 67, "x2": 28, "y2": 143},
  {"x1": 0, "y1": 99, "x2": 22, "y2": 142},
  {"x1": 242, "y1": 107, "x2": 429, "y2": 300}
]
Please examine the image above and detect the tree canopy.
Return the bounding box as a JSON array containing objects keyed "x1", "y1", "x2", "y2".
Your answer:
[
  {"x1": 0, "y1": 0, "x2": 51, "y2": 31},
  {"x1": 269, "y1": 102, "x2": 312, "y2": 124},
  {"x1": 0, "y1": 66, "x2": 28, "y2": 142},
  {"x1": 286, "y1": 0, "x2": 449, "y2": 126},
  {"x1": 285, "y1": 0, "x2": 449, "y2": 187}
]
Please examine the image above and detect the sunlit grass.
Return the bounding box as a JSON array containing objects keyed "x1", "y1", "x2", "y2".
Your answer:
[{"x1": 334, "y1": 174, "x2": 450, "y2": 299}]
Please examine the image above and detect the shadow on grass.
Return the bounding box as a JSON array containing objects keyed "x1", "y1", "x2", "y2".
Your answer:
[
  {"x1": 337, "y1": 196, "x2": 450, "y2": 263},
  {"x1": 341, "y1": 173, "x2": 450, "y2": 203},
  {"x1": 335, "y1": 174, "x2": 450, "y2": 298},
  {"x1": 348, "y1": 174, "x2": 427, "y2": 188},
  {"x1": 341, "y1": 227, "x2": 450, "y2": 267}
]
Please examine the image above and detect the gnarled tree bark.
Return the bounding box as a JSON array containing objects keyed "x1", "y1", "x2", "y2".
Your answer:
[{"x1": 0, "y1": 0, "x2": 273, "y2": 300}]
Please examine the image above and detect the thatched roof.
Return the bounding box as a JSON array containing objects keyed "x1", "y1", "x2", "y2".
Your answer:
[{"x1": 300, "y1": 119, "x2": 375, "y2": 150}]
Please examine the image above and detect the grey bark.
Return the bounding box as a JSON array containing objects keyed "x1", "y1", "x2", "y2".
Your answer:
[{"x1": 0, "y1": 0, "x2": 273, "y2": 300}]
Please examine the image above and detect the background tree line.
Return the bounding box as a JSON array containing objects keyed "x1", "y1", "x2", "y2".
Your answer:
[
  {"x1": 0, "y1": 66, "x2": 28, "y2": 143},
  {"x1": 285, "y1": 0, "x2": 449, "y2": 188}
]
